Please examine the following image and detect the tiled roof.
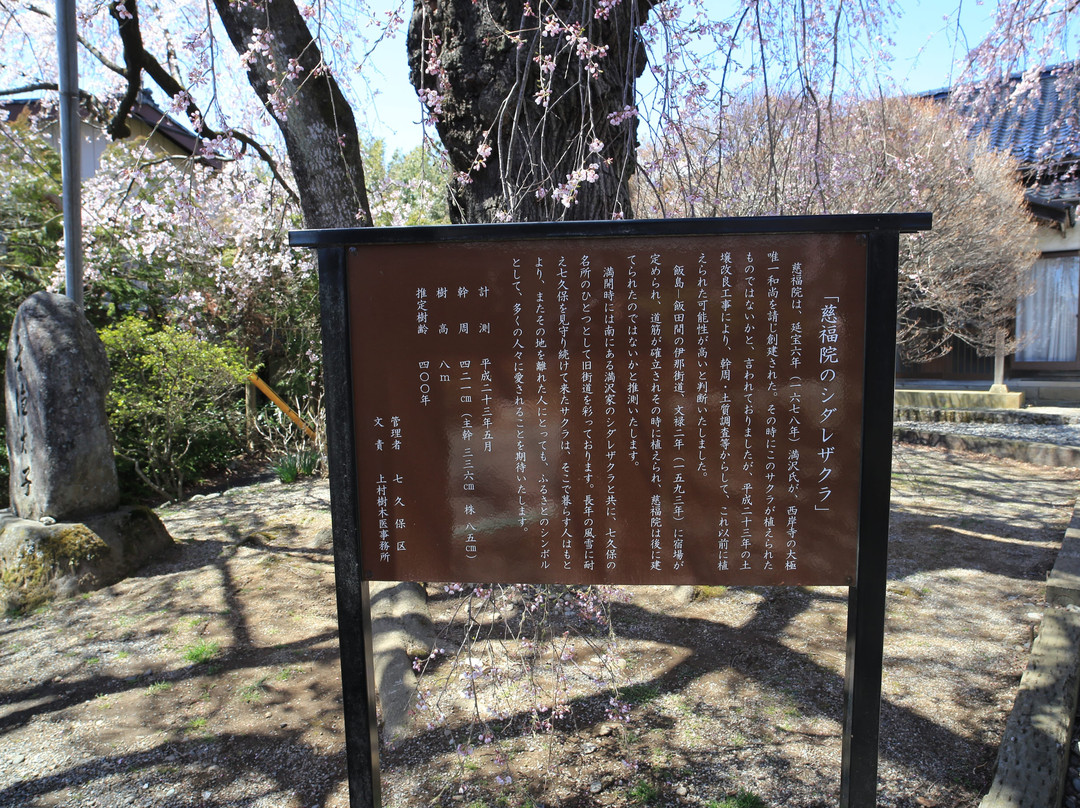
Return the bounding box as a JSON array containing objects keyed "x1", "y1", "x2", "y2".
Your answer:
[
  {"x1": 926, "y1": 64, "x2": 1080, "y2": 206},
  {"x1": 1, "y1": 89, "x2": 218, "y2": 167}
]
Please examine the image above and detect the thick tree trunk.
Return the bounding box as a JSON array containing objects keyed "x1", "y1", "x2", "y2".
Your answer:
[
  {"x1": 211, "y1": 0, "x2": 372, "y2": 229},
  {"x1": 408, "y1": 0, "x2": 655, "y2": 223}
]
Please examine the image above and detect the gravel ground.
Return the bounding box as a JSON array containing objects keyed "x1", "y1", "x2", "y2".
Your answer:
[
  {"x1": 895, "y1": 407, "x2": 1080, "y2": 447},
  {"x1": 893, "y1": 419, "x2": 1080, "y2": 447},
  {"x1": 0, "y1": 444, "x2": 1078, "y2": 808}
]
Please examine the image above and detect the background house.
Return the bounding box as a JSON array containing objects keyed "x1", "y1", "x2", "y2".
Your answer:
[
  {"x1": 900, "y1": 65, "x2": 1080, "y2": 403},
  {"x1": 2, "y1": 89, "x2": 213, "y2": 180}
]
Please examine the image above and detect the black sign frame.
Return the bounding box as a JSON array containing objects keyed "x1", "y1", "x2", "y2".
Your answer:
[{"x1": 290, "y1": 212, "x2": 932, "y2": 808}]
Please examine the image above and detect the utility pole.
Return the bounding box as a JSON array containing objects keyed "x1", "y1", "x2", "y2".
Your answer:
[{"x1": 55, "y1": 0, "x2": 83, "y2": 308}]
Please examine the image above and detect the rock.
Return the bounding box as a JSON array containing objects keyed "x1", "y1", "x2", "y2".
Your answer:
[
  {"x1": 365, "y1": 581, "x2": 438, "y2": 741},
  {"x1": 582, "y1": 742, "x2": 598, "y2": 754},
  {"x1": 0, "y1": 506, "x2": 172, "y2": 613},
  {"x1": 589, "y1": 781, "x2": 603, "y2": 794},
  {"x1": 370, "y1": 580, "x2": 437, "y2": 658},
  {"x1": 5, "y1": 292, "x2": 119, "y2": 521},
  {"x1": 671, "y1": 585, "x2": 696, "y2": 606},
  {"x1": 676, "y1": 784, "x2": 688, "y2": 796}
]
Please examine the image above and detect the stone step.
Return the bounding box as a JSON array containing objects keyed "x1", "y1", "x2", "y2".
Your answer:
[
  {"x1": 893, "y1": 428, "x2": 1080, "y2": 468},
  {"x1": 895, "y1": 388, "x2": 1024, "y2": 410},
  {"x1": 894, "y1": 406, "x2": 1080, "y2": 426}
]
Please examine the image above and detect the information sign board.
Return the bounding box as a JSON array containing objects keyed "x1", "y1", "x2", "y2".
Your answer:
[
  {"x1": 290, "y1": 213, "x2": 933, "y2": 808},
  {"x1": 348, "y1": 232, "x2": 866, "y2": 586}
]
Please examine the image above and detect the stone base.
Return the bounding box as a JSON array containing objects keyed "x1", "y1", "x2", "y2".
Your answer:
[
  {"x1": 0, "y1": 507, "x2": 173, "y2": 613},
  {"x1": 894, "y1": 389, "x2": 1025, "y2": 410}
]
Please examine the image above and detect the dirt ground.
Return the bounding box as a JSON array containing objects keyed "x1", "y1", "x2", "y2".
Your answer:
[{"x1": 0, "y1": 442, "x2": 1077, "y2": 808}]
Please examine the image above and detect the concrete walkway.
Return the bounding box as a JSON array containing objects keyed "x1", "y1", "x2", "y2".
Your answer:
[
  {"x1": 980, "y1": 505, "x2": 1080, "y2": 808},
  {"x1": 892, "y1": 400, "x2": 1080, "y2": 807}
]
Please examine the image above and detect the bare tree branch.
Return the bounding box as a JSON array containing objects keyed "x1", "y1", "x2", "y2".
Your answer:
[
  {"x1": 98, "y1": 0, "x2": 300, "y2": 203},
  {"x1": 25, "y1": 2, "x2": 128, "y2": 76}
]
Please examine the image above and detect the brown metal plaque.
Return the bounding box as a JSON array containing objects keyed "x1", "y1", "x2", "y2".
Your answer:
[{"x1": 347, "y1": 233, "x2": 867, "y2": 586}]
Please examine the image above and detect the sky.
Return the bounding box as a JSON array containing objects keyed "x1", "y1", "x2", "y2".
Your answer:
[
  {"x1": 889, "y1": 1, "x2": 996, "y2": 93},
  {"x1": 356, "y1": 0, "x2": 999, "y2": 153}
]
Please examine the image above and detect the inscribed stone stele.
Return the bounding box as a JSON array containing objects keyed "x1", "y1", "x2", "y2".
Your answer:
[{"x1": 5, "y1": 292, "x2": 119, "y2": 520}]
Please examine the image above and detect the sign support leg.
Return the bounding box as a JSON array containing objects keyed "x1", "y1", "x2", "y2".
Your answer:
[
  {"x1": 318, "y1": 246, "x2": 381, "y2": 808},
  {"x1": 840, "y1": 231, "x2": 899, "y2": 807}
]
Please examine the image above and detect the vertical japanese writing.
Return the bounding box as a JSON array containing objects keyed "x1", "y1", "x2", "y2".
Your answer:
[
  {"x1": 696, "y1": 253, "x2": 709, "y2": 478},
  {"x1": 460, "y1": 362, "x2": 475, "y2": 495},
  {"x1": 672, "y1": 262, "x2": 687, "y2": 571},
  {"x1": 354, "y1": 232, "x2": 869, "y2": 587},
  {"x1": 787, "y1": 259, "x2": 805, "y2": 571},
  {"x1": 763, "y1": 255, "x2": 780, "y2": 571},
  {"x1": 515, "y1": 262, "x2": 528, "y2": 530},
  {"x1": 12, "y1": 333, "x2": 31, "y2": 497},
  {"x1": 817, "y1": 297, "x2": 840, "y2": 511},
  {"x1": 480, "y1": 359, "x2": 494, "y2": 453},
  {"x1": 392, "y1": 476, "x2": 406, "y2": 555},
  {"x1": 717, "y1": 252, "x2": 733, "y2": 571},
  {"x1": 557, "y1": 256, "x2": 574, "y2": 567},
  {"x1": 376, "y1": 474, "x2": 390, "y2": 562},
  {"x1": 436, "y1": 284, "x2": 448, "y2": 334},
  {"x1": 740, "y1": 253, "x2": 756, "y2": 571},
  {"x1": 417, "y1": 287, "x2": 428, "y2": 335},
  {"x1": 580, "y1": 255, "x2": 596, "y2": 572},
  {"x1": 536, "y1": 263, "x2": 551, "y2": 569},
  {"x1": 460, "y1": 357, "x2": 478, "y2": 562},
  {"x1": 603, "y1": 264, "x2": 619, "y2": 571},
  {"x1": 418, "y1": 361, "x2": 431, "y2": 406},
  {"x1": 374, "y1": 474, "x2": 407, "y2": 561},
  {"x1": 649, "y1": 253, "x2": 663, "y2": 572},
  {"x1": 626, "y1": 254, "x2": 641, "y2": 465}
]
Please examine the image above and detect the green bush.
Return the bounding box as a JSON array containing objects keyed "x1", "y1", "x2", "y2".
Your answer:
[
  {"x1": 271, "y1": 453, "x2": 301, "y2": 484},
  {"x1": 708, "y1": 791, "x2": 767, "y2": 808},
  {"x1": 0, "y1": 121, "x2": 64, "y2": 510},
  {"x1": 271, "y1": 449, "x2": 320, "y2": 483},
  {"x1": 99, "y1": 317, "x2": 250, "y2": 502}
]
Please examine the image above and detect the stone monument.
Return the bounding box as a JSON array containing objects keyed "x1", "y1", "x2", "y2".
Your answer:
[
  {"x1": 6, "y1": 291, "x2": 119, "y2": 519},
  {"x1": 1, "y1": 292, "x2": 171, "y2": 612}
]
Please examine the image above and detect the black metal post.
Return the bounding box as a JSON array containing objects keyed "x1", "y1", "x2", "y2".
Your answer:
[
  {"x1": 840, "y1": 231, "x2": 900, "y2": 807},
  {"x1": 317, "y1": 246, "x2": 381, "y2": 808}
]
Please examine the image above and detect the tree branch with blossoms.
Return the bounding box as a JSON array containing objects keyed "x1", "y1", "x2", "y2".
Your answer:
[{"x1": 98, "y1": 0, "x2": 301, "y2": 202}]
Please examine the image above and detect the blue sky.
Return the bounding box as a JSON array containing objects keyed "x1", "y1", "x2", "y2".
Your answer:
[
  {"x1": 357, "y1": 0, "x2": 998, "y2": 152},
  {"x1": 889, "y1": 0, "x2": 995, "y2": 94}
]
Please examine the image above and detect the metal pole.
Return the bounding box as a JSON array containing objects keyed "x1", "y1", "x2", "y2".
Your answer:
[{"x1": 55, "y1": 0, "x2": 83, "y2": 308}]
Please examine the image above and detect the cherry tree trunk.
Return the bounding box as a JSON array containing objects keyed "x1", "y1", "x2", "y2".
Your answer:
[
  {"x1": 211, "y1": 0, "x2": 373, "y2": 229},
  {"x1": 408, "y1": 0, "x2": 656, "y2": 223}
]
